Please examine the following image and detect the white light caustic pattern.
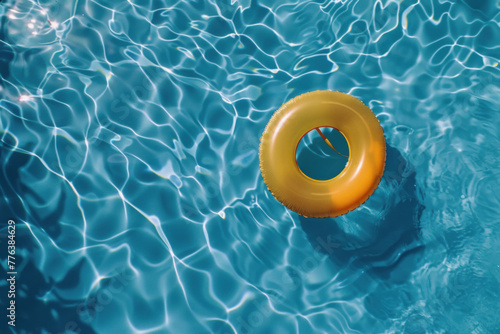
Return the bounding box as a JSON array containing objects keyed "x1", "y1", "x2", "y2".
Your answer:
[{"x1": 1, "y1": 0, "x2": 500, "y2": 333}]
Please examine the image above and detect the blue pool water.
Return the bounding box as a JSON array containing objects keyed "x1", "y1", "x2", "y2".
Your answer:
[{"x1": 1, "y1": 0, "x2": 500, "y2": 333}]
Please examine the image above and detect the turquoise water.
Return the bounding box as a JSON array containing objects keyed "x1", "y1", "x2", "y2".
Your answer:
[{"x1": 1, "y1": 0, "x2": 500, "y2": 333}]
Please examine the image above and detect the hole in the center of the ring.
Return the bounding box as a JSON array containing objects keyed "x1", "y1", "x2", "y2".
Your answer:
[{"x1": 295, "y1": 127, "x2": 349, "y2": 181}]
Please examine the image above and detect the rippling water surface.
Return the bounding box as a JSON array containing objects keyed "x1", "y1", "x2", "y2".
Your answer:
[{"x1": 1, "y1": 0, "x2": 500, "y2": 333}]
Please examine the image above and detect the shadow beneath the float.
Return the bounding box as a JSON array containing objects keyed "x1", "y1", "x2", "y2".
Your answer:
[{"x1": 299, "y1": 144, "x2": 425, "y2": 283}]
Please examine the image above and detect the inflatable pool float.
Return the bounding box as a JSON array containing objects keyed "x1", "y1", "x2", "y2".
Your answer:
[{"x1": 259, "y1": 90, "x2": 386, "y2": 218}]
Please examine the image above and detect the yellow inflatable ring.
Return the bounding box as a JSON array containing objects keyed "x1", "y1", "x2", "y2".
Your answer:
[{"x1": 259, "y1": 90, "x2": 386, "y2": 218}]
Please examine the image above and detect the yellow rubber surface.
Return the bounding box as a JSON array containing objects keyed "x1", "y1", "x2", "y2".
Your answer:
[{"x1": 259, "y1": 90, "x2": 386, "y2": 218}]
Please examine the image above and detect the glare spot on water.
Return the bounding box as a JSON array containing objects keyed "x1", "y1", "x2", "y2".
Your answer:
[{"x1": 49, "y1": 20, "x2": 59, "y2": 29}]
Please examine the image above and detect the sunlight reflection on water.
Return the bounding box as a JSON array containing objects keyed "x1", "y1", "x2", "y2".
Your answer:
[{"x1": 1, "y1": 0, "x2": 499, "y2": 333}]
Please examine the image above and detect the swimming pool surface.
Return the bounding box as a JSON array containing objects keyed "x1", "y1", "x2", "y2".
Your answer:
[{"x1": 1, "y1": 0, "x2": 499, "y2": 333}]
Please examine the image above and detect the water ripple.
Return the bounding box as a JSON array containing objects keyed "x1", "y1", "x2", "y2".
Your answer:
[{"x1": 1, "y1": 0, "x2": 500, "y2": 333}]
